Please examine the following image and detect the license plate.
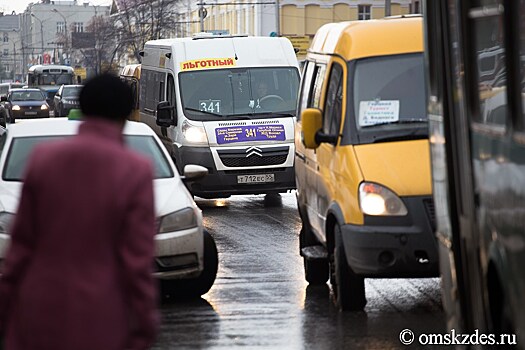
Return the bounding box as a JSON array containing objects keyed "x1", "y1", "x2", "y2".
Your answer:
[
  {"x1": 237, "y1": 174, "x2": 275, "y2": 184},
  {"x1": 25, "y1": 111, "x2": 38, "y2": 115}
]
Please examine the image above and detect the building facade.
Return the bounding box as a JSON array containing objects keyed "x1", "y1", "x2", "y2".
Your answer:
[{"x1": 0, "y1": 13, "x2": 23, "y2": 82}]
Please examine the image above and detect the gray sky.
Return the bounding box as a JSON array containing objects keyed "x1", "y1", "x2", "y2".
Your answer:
[{"x1": 0, "y1": 0, "x2": 111, "y2": 15}]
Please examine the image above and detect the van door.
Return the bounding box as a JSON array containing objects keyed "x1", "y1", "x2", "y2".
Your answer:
[
  {"x1": 317, "y1": 61, "x2": 344, "y2": 231},
  {"x1": 139, "y1": 68, "x2": 165, "y2": 133}
]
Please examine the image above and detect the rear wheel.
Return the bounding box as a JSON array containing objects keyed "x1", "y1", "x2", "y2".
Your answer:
[{"x1": 331, "y1": 224, "x2": 366, "y2": 311}]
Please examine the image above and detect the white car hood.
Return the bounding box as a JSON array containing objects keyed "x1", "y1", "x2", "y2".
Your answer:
[{"x1": 0, "y1": 178, "x2": 195, "y2": 217}]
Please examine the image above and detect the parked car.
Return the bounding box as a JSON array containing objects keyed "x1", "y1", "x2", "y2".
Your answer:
[
  {"x1": 0, "y1": 118, "x2": 218, "y2": 298},
  {"x1": 0, "y1": 88, "x2": 50, "y2": 123},
  {"x1": 53, "y1": 84, "x2": 82, "y2": 117}
]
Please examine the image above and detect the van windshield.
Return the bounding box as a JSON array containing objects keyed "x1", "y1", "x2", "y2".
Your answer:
[
  {"x1": 179, "y1": 67, "x2": 299, "y2": 121},
  {"x1": 350, "y1": 53, "x2": 428, "y2": 143}
]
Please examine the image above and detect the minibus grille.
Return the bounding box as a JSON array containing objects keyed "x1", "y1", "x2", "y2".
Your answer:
[
  {"x1": 423, "y1": 198, "x2": 436, "y2": 231},
  {"x1": 217, "y1": 146, "x2": 289, "y2": 167}
]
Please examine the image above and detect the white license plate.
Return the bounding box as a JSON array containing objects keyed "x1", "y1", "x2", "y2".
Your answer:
[
  {"x1": 237, "y1": 174, "x2": 275, "y2": 184},
  {"x1": 25, "y1": 111, "x2": 38, "y2": 115}
]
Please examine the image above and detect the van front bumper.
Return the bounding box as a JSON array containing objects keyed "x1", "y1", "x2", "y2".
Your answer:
[
  {"x1": 341, "y1": 196, "x2": 439, "y2": 278},
  {"x1": 174, "y1": 145, "x2": 295, "y2": 198}
]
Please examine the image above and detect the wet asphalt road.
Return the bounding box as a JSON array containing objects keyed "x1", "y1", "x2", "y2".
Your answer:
[{"x1": 152, "y1": 193, "x2": 445, "y2": 349}]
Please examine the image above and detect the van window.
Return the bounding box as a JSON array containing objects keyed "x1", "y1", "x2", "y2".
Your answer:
[
  {"x1": 297, "y1": 61, "x2": 316, "y2": 120},
  {"x1": 179, "y1": 67, "x2": 299, "y2": 121},
  {"x1": 323, "y1": 63, "x2": 343, "y2": 135},
  {"x1": 309, "y1": 64, "x2": 327, "y2": 108},
  {"x1": 140, "y1": 69, "x2": 166, "y2": 112}
]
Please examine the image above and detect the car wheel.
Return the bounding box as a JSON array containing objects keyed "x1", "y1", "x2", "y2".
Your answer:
[
  {"x1": 300, "y1": 225, "x2": 329, "y2": 285},
  {"x1": 162, "y1": 229, "x2": 218, "y2": 299},
  {"x1": 331, "y1": 224, "x2": 366, "y2": 311}
]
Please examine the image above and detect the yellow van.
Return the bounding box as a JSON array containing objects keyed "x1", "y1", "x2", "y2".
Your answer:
[
  {"x1": 119, "y1": 64, "x2": 141, "y2": 121},
  {"x1": 295, "y1": 16, "x2": 438, "y2": 311}
]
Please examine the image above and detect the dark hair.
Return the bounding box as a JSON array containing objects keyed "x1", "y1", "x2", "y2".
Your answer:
[{"x1": 79, "y1": 73, "x2": 133, "y2": 121}]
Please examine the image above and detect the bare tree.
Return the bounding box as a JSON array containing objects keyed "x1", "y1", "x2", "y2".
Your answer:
[{"x1": 111, "y1": 0, "x2": 181, "y2": 64}]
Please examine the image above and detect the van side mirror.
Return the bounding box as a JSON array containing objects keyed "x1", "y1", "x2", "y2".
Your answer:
[
  {"x1": 156, "y1": 101, "x2": 176, "y2": 127},
  {"x1": 301, "y1": 108, "x2": 323, "y2": 149},
  {"x1": 0, "y1": 96, "x2": 6, "y2": 102}
]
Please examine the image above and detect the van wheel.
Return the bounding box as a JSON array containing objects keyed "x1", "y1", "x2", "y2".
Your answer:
[
  {"x1": 331, "y1": 224, "x2": 366, "y2": 311},
  {"x1": 300, "y1": 225, "x2": 328, "y2": 285},
  {"x1": 162, "y1": 230, "x2": 218, "y2": 299}
]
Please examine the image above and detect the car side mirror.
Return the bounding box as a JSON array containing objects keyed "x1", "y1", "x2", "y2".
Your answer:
[
  {"x1": 301, "y1": 108, "x2": 323, "y2": 149},
  {"x1": 156, "y1": 101, "x2": 176, "y2": 127},
  {"x1": 181, "y1": 164, "x2": 208, "y2": 182}
]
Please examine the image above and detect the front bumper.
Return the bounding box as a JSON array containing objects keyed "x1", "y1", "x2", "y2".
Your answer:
[
  {"x1": 173, "y1": 145, "x2": 295, "y2": 198},
  {"x1": 11, "y1": 109, "x2": 50, "y2": 120},
  {"x1": 341, "y1": 196, "x2": 439, "y2": 278},
  {"x1": 153, "y1": 225, "x2": 204, "y2": 280}
]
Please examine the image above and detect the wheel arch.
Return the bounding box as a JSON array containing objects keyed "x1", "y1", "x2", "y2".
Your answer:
[{"x1": 325, "y1": 202, "x2": 345, "y2": 255}]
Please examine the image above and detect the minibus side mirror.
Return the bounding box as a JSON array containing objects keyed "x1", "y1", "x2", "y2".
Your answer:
[
  {"x1": 301, "y1": 108, "x2": 323, "y2": 149},
  {"x1": 156, "y1": 101, "x2": 176, "y2": 127},
  {"x1": 0, "y1": 96, "x2": 6, "y2": 102}
]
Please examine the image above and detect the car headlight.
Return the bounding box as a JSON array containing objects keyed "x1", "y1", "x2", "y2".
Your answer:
[
  {"x1": 358, "y1": 182, "x2": 408, "y2": 216},
  {"x1": 12, "y1": 105, "x2": 20, "y2": 111},
  {"x1": 158, "y1": 207, "x2": 198, "y2": 233},
  {"x1": 41, "y1": 104, "x2": 48, "y2": 110},
  {"x1": 182, "y1": 120, "x2": 208, "y2": 145},
  {"x1": 0, "y1": 212, "x2": 15, "y2": 235}
]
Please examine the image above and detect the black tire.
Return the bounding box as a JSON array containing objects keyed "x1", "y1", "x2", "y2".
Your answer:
[
  {"x1": 300, "y1": 226, "x2": 329, "y2": 285},
  {"x1": 162, "y1": 229, "x2": 218, "y2": 299},
  {"x1": 331, "y1": 224, "x2": 366, "y2": 311}
]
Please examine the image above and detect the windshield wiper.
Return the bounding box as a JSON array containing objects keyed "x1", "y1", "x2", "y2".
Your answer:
[
  {"x1": 361, "y1": 118, "x2": 427, "y2": 128},
  {"x1": 184, "y1": 107, "x2": 223, "y2": 118}
]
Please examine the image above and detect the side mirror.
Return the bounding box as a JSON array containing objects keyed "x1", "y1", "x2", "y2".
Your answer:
[
  {"x1": 181, "y1": 164, "x2": 208, "y2": 182},
  {"x1": 156, "y1": 101, "x2": 175, "y2": 127},
  {"x1": 0, "y1": 96, "x2": 6, "y2": 102},
  {"x1": 301, "y1": 108, "x2": 322, "y2": 149}
]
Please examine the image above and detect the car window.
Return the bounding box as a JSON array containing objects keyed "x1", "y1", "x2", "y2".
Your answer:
[
  {"x1": 10, "y1": 91, "x2": 45, "y2": 101},
  {"x1": 3, "y1": 134, "x2": 173, "y2": 181},
  {"x1": 63, "y1": 87, "x2": 81, "y2": 98},
  {"x1": 125, "y1": 135, "x2": 174, "y2": 178}
]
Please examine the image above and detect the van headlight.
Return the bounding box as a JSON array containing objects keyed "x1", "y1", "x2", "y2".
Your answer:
[
  {"x1": 182, "y1": 120, "x2": 208, "y2": 145},
  {"x1": 0, "y1": 212, "x2": 15, "y2": 235},
  {"x1": 358, "y1": 182, "x2": 407, "y2": 216},
  {"x1": 158, "y1": 207, "x2": 198, "y2": 233}
]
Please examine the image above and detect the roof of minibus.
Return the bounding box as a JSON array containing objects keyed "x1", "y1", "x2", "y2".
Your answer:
[
  {"x1": 309, "y1": 16, "x2": 423, "y2": 60},
  {"x1": 142, "y1": 35, "x2": 299, "y2": 69}
]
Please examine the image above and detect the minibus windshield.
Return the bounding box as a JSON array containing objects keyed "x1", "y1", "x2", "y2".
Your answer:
[
  {"x1": 351, "y1": 53, "x2": 428, "y2": 143},
  {"x1": 179, "y1": 67, "x2": 299, "y2": 121}
]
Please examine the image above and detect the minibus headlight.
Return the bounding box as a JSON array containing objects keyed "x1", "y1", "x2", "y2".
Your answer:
[
  {"x1": 359, "y1": 182, "x2": 407, "y2": 216},
  {"x1": 158, "y1": 207, "x2": 198, "y2": 233},
  {"x1": 182, "y1": 120, "x2": 208, "y2": 145}
]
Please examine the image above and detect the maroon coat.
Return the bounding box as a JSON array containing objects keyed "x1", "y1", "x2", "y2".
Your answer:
[{"x1": 0, "y1": 119, "x2": 159, "y2": 350}]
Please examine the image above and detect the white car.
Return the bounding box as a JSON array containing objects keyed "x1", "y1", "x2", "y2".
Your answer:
[{"x1": 0, "y1": 118, "x2": 218, "y2": 298}]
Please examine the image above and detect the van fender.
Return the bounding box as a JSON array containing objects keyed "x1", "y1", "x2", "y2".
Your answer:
[{"x1": 325, "y1": 202, "x2": 345, "y2": 254}]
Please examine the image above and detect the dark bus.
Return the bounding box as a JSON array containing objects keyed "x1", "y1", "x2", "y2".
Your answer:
[{"x1": 424, "y1": 0, "x2": 523, "y2": 346}]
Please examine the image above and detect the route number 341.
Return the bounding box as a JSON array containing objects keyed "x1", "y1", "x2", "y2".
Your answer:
[{"x1": 199, "y1": 99, "x2": 221, "y2": 113}]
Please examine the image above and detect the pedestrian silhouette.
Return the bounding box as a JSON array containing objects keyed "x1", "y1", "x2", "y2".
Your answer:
[{"x1": 0, "y1": 73, "x2": 159, "y2": 350}]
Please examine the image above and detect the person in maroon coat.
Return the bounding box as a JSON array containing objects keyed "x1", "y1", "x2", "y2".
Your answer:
[{"x1": 0, "y1": 74, "x2": 159, "y2": 350}]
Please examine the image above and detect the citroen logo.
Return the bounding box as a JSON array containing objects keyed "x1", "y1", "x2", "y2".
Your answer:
[{"x1": 245, "y1": 146, "x2": 262, "y2": 158}]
